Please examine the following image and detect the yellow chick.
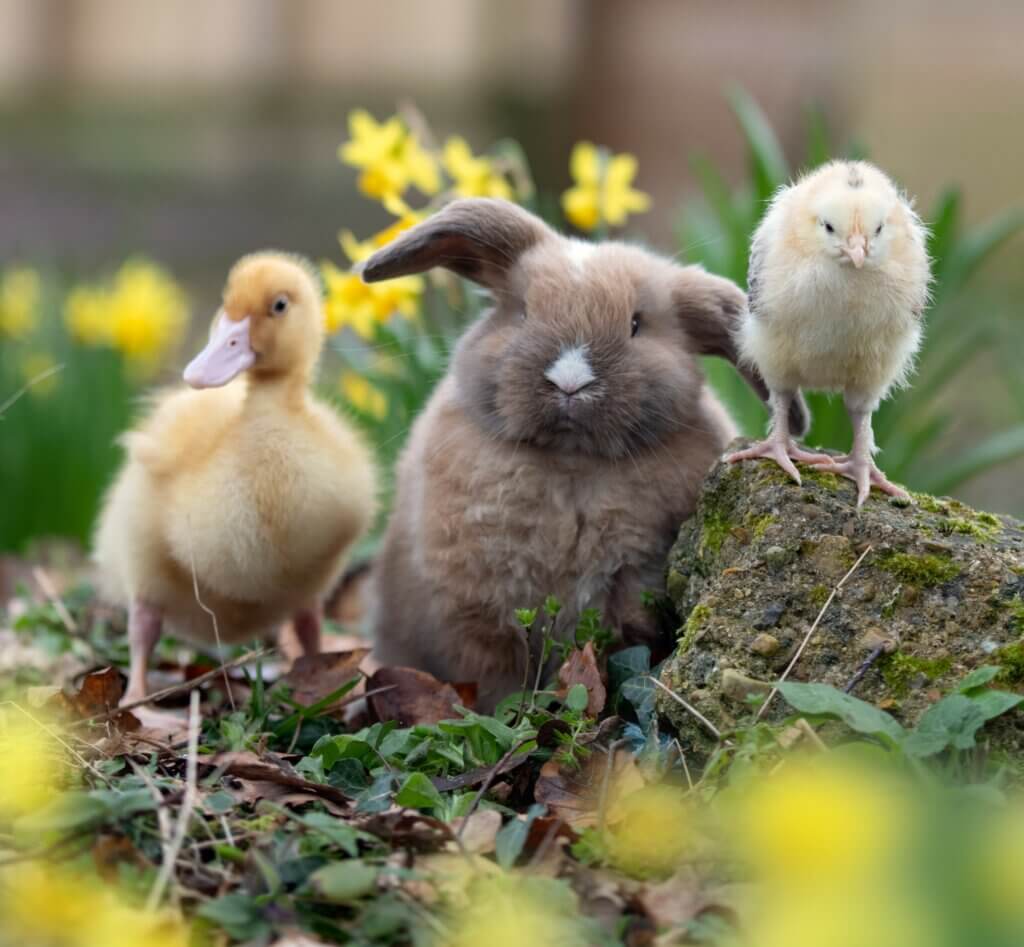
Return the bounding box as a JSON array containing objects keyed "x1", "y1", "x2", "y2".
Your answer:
[
  {"x1": 95, "y1": 253, "x2": 376, "y2": 703},
  {"x1": 727, "y1": 160, "x2": 930, "y2": 506}
]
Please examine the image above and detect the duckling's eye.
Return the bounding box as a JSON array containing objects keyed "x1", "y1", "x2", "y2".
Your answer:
[
  {"x1": 631, "y1": 313, "x2": 641, "y2": 338},
  {"x1": 270, "y1": 295, "x2": 289, "y2": 316},
  {"x1": 823, "y1": 221, "x2": 835, "y2": 234},
  {"x1": 875, "y1": 223, "x2": 884, "y2": 236}
]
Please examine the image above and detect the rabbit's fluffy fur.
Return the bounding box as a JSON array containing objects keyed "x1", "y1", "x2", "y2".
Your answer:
[
  {"x1": 95, "y1": 253, "x2": 376, "y2": 701},
  {"x1": 361, "y1": 199, "x2": 798, "y2": 710}
]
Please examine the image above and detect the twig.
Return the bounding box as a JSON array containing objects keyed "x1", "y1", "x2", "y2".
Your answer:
[
  {"x1": 131, "y1": 760, "x2": 174, "y2": 871},
  {"x1": 648, "y1": 676, "x2": 722, "y2": 741},
  {"x1": 2, "y1": 701, "x2": 113, "y2": 787},
  {"x1": 757, "y1": 545, "x2": 873, "y2": 721},
  {"x1": 185, "y1": 518, "x2": 234, "y2": 712},
  {"x1": 456, "y1": 738, "x2": 533, "y2": 838},
  {"x1": 0, "y1": 363, "x2": 65, "y2": 419},
  {"x1": 844, "y1": 645, "x2": 886, "y2": 694},
  {"x1": 597, "y1": 738, "x2": 630, "y2": 830},
  {"x1": 77, "y1": 647, "x2": 272, "y2": 723},
  {"x1": 673, "y1": 738, "x2": 694, "y2": 792},
  {"x1": 147, "y1": 689, "x2": 200, "y2": 911},
  {"x1": 32, "y1": 567, "x2": 78, "y2": 635}
]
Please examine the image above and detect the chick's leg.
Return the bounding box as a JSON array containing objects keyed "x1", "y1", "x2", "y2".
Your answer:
[
  {"x1": 292, "y1": 606, "x2": 322, "y2": 657},
  {"x1": 725, "y1": 390, "x2": 832, "y2": 484},
  {"x1": 811, "y1": 403, "x2": 910, "y2": 508},
  {"x1": 122, "y1": 600, "x2": 163, "y2": 705}
]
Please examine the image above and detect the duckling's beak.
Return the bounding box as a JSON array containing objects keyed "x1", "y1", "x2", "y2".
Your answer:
[{"x1": 184, "y1": 313, "x2": 255, "y2": 388}]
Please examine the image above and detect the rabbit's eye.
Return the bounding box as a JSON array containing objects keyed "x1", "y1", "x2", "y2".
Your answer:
[
  {"x1": 630, "y1": 313, "x2": 641, "y2": 338},
  {"x1": 270, "y1": 295, "x2": 289, "y2": 316}
]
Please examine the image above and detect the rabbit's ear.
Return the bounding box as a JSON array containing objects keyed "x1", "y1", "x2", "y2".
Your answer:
[
  {"x1": 359, "y1": 198, "x2": 550, "y2": 292},
  {"x1": 672, "y1": 267, "x2": 810, "y2": 437}
]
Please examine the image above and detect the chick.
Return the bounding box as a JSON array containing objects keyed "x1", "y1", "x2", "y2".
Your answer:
[
  {"x1": 726, "y1": 160, "x2": 930, "y2": 506},
  {"x1": 95, "y1": 253, "x2": 376, "y2": 703}
]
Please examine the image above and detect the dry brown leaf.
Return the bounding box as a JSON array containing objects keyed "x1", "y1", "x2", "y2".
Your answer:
[
  {"x1": 282, "y1": 649, "x2": 368, "y2": 708},
  {"x1": 534, "y1": 748, "x2": 644, "y2": 829},
  {"x1": 367, "y1": 666, "x2": 462, "y2": 726},
  {"x1": 209, "y1": 751, "x2": 352, "y2": 809},
  {"x1": 555, "y1": 641, "x2": 607, "y2": 716},
  {"x1": 634, "y1": 867, "x2": 707, "y2": 928},
  {"x1": 91, "y1": 834, "x2": 148, "y2": 881},
  {"x1": 226, "y1": 778, "x2": 348, "y2": 816},
  {"x1": 450, "y1": 808, "x2": 502, "y2": 854},
  {"x1": 48, "y1": 666, "x2": 139, "y2": 731}
]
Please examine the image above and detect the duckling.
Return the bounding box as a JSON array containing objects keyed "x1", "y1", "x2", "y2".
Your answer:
[{"x1": 95, "y1": 252, "x2": 376, "y2": 703}]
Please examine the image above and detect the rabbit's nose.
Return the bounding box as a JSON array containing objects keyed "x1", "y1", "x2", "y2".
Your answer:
[{"x1": 545, "y1": 345, "x2": 596, "y2": 395}]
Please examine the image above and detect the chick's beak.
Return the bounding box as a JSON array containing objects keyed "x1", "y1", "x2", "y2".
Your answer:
[
  {"x1": 844, "y1": 232, "x2": 867, "y2": 269},
  {"x1": 184, "y1": 312, "x2": 255, "y2": 388}
]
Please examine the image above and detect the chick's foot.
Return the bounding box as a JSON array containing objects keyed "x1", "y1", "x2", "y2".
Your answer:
[
  {"x1": 725, "y1": 438, "x2": 832, "y2": 485},
  {"x1": 811, "y1": 456, "x2": 910, "y2": 508}
]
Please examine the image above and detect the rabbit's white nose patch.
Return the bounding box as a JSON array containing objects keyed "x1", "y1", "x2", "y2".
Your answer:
[{"x1": 546, "y1": 346, "x2": 596, "y2": 394}]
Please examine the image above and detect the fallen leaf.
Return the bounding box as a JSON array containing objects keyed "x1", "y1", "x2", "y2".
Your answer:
[
  {"x1": 209, "y1": 751, "x2": 352, "y2": 809},
  {"x1": 70, "y1": 666, "x2": 125, "y2": 716},
  {"x1": 367, "y1": 666, "x2": 461, "y2": 726},
  {"x1": 634, "y1": 867, "x2": 706, "y2": 928},
  {"x1": 534, "y1": 748, "x2": 644, "y2": 829},
  {"x1": 91, "y1": 834, "x2": 148, "y2": 881},
  {"x1": 227, "y1": 779, "x2": 348, "y2": 817},
  {"x1": 282, "y1": 649, "x2": 368, "y2": 708},
  {"x1": 555, "y1": 641, "x2": 607, "y2": 716},
  {"x1": 451, "y1": 809, "x2": 502, "y2": 854}
]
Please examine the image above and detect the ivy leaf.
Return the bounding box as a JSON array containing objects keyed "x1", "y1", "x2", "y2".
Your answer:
[
  {"x1": 495, "y1": 803, "x2": 545, "y2": 869},
  {"x1": 777, "y1": 682, "x2": 906, "y2": 744},
  {"x1": 394, "y1": 771, "x2": 443, "y2": 810},
  {"x1": 902, "y1": 691, "x2": 1024, "y2": 758},
  {"x1": 197, "y1": 893, "x2": 269, "y2": 941},
  {"x1": 310, "y1": 860, "x2": 379, "y2": 902},
  {"x1": 566, "y1": 683, "x2": 589, "y2": 713}
]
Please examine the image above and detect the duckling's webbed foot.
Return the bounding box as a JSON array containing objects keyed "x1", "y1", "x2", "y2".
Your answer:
[{"x1": 123, "y1": 600, "x2": 163, "y2": 706}]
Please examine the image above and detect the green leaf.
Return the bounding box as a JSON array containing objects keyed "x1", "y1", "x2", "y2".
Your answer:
[
  {"x1": 14, "y1": 792, "x2": 109, "y2": 837},
  {"x1": 394, "y1": 771, "x2": 444, "y2": 810},
  {"x1": 566, "y1": 683, "x2": 589, "y2": 712},
  {"x1": 916, "y1": 424, "x2": 1024, "y2": 494},
  {"x1": 903, "y1": 691, "x2": 1022, "y2": 758},
  {"x1": 495, "y1": 804, "x2": 545, "y2": 868},
  {"x1": 728, "y1": 86, "x2": 789, "y2": 203},
  {"x1": 958, "y1": 666, "x2": 1002, "y2": 694},
  {"x1": 777, "y1": 682, "x2": 906, "y2": 743},
  {"x1": 926, "y1": 186, "x2": 961, "y2": 283},
  {"x1": 197, "y1": 893, "x2": 269, "y2": 941},
  {"x1": 942, "y1": 208, "x2": 1024, "y2": 296},
  {"x1": 310, "y1": 860, "x2": 379, "y2": 902},
  {"x1": 294, "y1": 811, "x2": 364, "y2": 855}
]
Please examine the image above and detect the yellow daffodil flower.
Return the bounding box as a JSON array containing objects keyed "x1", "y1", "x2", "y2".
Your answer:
[
  {"x1": 0, "y1": 711, "x2": 63, "y2": 818},
  {"x1": 321, "y1": 260, "x2": 423, "y2": 340},
  {"x1": 442, "y1": 136, "x2": 513, "y2": 200},
  {"x1": 63, "y1": 261, "x2": 189, "y2": 374},
  {"x1": 340, "y1": 371, "x2": 387, "y2": 419},
  {"x1": 561, "y1": 141, "x2": 651, "y2": 231},
  {"x1": 339, "y1": 109, "x2": 440, "y2": 202},
  {"x1": 0, "y1": 267, "x2": 41, "y2": 339},
  {"x1": 603, "y1": 782, "x2": 692, "y2": 878}
]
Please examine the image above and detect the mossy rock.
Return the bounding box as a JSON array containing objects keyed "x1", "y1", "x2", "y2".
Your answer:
[{"x1": 658, "y1": 439, "x2": 1024, "y2": 755}]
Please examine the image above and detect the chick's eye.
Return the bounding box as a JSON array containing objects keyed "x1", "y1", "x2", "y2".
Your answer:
[
  {"x1": 271, "y1": 295, "x2": 288, "y2": 316},
  {"x1": 823, "y1": 221, "x2": 835, "y2": 234},
  {"x1": 630, "y1": 313, "x2": 641, "y2": 338},
  {"x1": 875, "y1": 223, "x2": 884, "y2": 235}
]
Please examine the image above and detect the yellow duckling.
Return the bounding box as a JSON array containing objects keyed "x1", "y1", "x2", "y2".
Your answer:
[{"x1": 95, "y1": 252, "x2": 376, "y2": 703}]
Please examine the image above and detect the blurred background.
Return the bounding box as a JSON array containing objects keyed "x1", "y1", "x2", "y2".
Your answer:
[{"x1": 2, "y1": 0, "x2": 1023, "y2": 554}]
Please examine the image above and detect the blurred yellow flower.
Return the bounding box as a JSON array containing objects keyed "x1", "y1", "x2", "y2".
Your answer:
[
  {"x1": 603, "y1": 782, "x2": 692, "y2": 878},
  {"x1": 0, "y1": 711, "x2": 63, "y2": 819},
  {"x1": 729, "y1": 757, "x2": 904, "y2": 890},
  {"x1": 64, "y1": 260, "x2": 189, "y2": 374},
  {"x1": 339, "y1": 109, "x2": 440, "y2": 202},
  {"x1": 442, "y1": 137, "x2": 513, "y2": 200},
  {"x1": 340, "y1": 371, "x2": 387, "y2": 420},
  {"x1": 562, "y1": 142, "x2": 651, "y2": 231},
  {"x1": 0, "y1": 863, "x2": 188, "y2": 947},
  {"x1": 0, "y1": 266, "x2": 41, "y2": 339},
  {"x1": 19, "y1": 351, "x2": 60, "y2": 397},
  {"x1": 338, "y1": 206, "x2": 422, "y2": 267},
  {"x1": 446, "y1": 873, "x2": 589, "y2": 947}
]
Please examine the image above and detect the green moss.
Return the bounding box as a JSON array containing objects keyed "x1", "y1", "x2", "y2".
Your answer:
[
  {"x1": 808, "y1": 584, "x2": 831, "y2": 609},
  {"x1": 938, "y1": 515, "x2": 1000, "y2": 541},
  {"x1": 996, "y1": 641, "x2": 1024, "y2": 685},
  {"x1": 802, "y1": 469, "x2": 843, "y2": 490},
  {"x1": 914, "y1": 493, "x2": 949, "y2": 515},
  {"x1": 677, "y1": 603, "x2": 712, "y2": 655},
  {"x1": 665, "y1": 568, "x2": 687, "y2": 604},
  {"x1": 747, "y1": 513, "x2": 777, "y2": 540},
  {"x1": 882, "y1": 651, "x2": 953, "y2": 696},
  {"x1": 876, "y1": 551, "x2": 960, "y2": 587},
  {"x1": 1010, "y1": 596, "x2": 1024, "y2": 635},
  {"x1": 701, "y1": 509, "x2": 730, "y2": 557}
]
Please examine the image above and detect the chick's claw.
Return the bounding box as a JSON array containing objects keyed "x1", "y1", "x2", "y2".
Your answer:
[
  {"x1": 811, "y1": 456, "x2": 910, "y2": 508},
  {"x1": 725, "y1": 438, "x2": 827, "y2": 486}
]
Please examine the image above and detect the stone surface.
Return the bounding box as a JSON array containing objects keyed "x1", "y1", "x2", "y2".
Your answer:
[{"x1": 658, "y1": 441, "x2": 1024, "y2": 755}]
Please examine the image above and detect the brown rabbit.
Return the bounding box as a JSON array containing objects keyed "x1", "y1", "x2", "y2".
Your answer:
[{"x1": 360, "y1": 198, "x2": 807, "y2": 711}]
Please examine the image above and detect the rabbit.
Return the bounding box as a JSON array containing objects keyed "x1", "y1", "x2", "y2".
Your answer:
[{"x1": 359, "y1": 198, "x2": 808, "y2": 711}]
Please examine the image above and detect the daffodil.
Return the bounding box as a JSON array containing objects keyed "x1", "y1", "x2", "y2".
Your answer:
[
  {"x1": 0, "y1": 711, "x2": 64, "y2": 819},
  {"x1": 603, "y1": 782, "x2": 692, "y2": 878},
  {"x1": 340, "y1": 371, "x2": 387, "y2": 419},
  {"x1": 561, "y1": 141, "x2": 651, "y2": 232},
  {"x1": 442, "y1": 136, "x2": 512, "y2": 200},
  {"x1": 63, "y1": 260, "x2": 189, "y2": 374},
  {"x1": 0, "y1": 266, "x2": 41, "y2": 339},
  {"x1": 339, "y1": 109, "x2": 440, "y2": 202}
]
